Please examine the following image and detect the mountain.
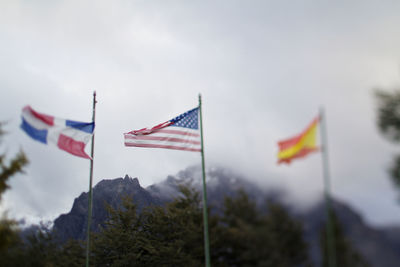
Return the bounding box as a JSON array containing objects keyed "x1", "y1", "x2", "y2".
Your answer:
[
  {"x1": 300, "y1": 200, "x2": 400, "y2": 267},
  {"x1": 53, "y1": 175, "x2": 161, "y2": 241},
  {"x1": 53, "y1": 166, "x2": 400, "y2": 267}
]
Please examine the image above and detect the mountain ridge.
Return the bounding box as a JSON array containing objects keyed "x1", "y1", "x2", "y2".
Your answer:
[{"x1": 53, "y1": 166, "x2": 400, "y2": 267}]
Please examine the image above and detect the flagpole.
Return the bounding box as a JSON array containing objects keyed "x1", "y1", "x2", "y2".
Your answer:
[
  {"x1": 86, "y1": 91, "x2": 97, "y2": 267},
  {"x1": 199, "y1": 94, "x2": 211, "y2": 267},
  {"x1": 319, "y1": 107, "x2": 336, "y2": 267}
]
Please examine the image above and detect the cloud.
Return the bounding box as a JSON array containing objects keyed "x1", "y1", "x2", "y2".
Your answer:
[{"x1": 1, "y1": 0, "x2": 400, "y2": 226}]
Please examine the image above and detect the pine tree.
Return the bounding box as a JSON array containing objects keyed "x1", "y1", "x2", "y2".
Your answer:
[
  {"x1": 219, "y1": 190, "x2": 311, "y2": 267},
  {"x1": 139, "y1": 185, "x2": 205, "y2": 266},
  {"x1": 91, "y1": 196, "x2": 144, "y2": 267},
  {"x1": 218, "y1": 190, "x2": 259, "y2": 266},
  {"x1": 91, "y1": 185, "x2": 312, "y2": 267},
  {"x1": 259, "y1": 202, "x2": 311, "y2": 267},
  {"x1": 92, "y1": 186, "x2": 211, "y2": 266}
]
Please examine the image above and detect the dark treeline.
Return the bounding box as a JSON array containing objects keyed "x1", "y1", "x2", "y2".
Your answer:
[{"x1": 0, "y1": 186, "x2": 369, "y2": 267}]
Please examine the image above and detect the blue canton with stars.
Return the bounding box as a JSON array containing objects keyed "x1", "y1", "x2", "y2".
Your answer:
[{"x1": 170, "y1": 107, "x2": 199, "y2": 130}]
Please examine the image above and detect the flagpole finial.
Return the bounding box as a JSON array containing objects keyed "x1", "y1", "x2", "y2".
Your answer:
[{"x1": 319, "y1": 106, "x2": 325, "y2": 118}]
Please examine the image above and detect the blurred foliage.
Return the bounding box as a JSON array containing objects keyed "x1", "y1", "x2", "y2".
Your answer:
[
  {"x1": 0, "y1": 218, "x2": 19, "y2": 254},
  {"x1": 0, "y1": 122, "x2": 28, "y2": 262},
  {"x1": 218, "y1": 190, "x2": 312, "y2": 267},
  {"x1": 0, "y1": 183, "x2": 333, "y2": 266},
  {"x1": 0, "y1": 122, "x2": 28, "y2": 201},
  {"x1": 91, "y1": 195, "x2": 145, "y2": 266},
  {"x1": 375, "y1": 90, "x2": 400, "y2": 194},
  {"x1": 92, "y1": 186, "x2": 215, "y2": 266},
  {"x1": 320, "y1": 209, "x2": 370, "y2": 267},
  {"x1": 91, "y1": 188, "x2": 311, "y2": 267},
  {"x1": 0, "y1": 222, "x2": 85, "y2": 267},
  {"x1": 375, "y1": 90, "x2": 400, "y2": 143}
]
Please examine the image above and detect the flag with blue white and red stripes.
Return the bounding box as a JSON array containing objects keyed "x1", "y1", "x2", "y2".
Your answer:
[
  {"x1": 21, "y1": 106, "x2": 94, "y2": 159},
  {"x1": 124, "y1": 107, "x2": 201, "y2": 152}
]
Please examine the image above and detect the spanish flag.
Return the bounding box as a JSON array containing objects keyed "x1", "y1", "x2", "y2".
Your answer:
[{"x1": 277, "y1": 116, "x2": 319, "y2": 164}]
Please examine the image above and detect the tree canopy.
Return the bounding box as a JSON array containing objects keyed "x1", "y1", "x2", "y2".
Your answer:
[{"x1": 91, "y1": 188, "x2": 311, "y2": 267}]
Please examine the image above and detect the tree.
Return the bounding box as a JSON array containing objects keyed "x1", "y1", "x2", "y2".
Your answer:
[
  {"x1": 0, "y1": 122, "x2": 28, "y2": 256},
  {"x1": 320, "y1": 209, "x2": 370, "y2": 267},
  {"x1": 91, "y1": 196, "x2": 144, "y2": 267},
  {"x1": 219, "y1": 190, "x2": 312, "y2": 267},
  {"x1": 375, "y1": 90, "x2": 400, "y2": 193},
  {"x1": 0, "y1": 123, "x2": 28, "y2": 201},
  {"x1": 0, "y1": 221, "x2": 85, "y2": 267},
  {"x1": 54, "y1": 238, "x2": 86, "y2": 267},
  {"x1": 92, "y1": 186, "x2": 215, "y2": 266},
  {"x1": 91, "y1": 186, "x2": 312, "y2": 267},
  {"x1": 260, "y1": 202, "x2": 311, "y2": 267},
  {"x1": 217, "y1": 190, "x2": 259, "y2": 266},
  {"x1": 139, "y1": 186, "x2": 205, "y2": 266}
]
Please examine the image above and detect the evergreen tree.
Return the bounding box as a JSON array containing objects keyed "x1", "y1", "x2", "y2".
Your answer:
[
  {"x1": 91, "y1": 185, "x2": 311, "y2": 267},
  {"x1": 91, "y1": 196, "x2": 144, "y2": 267},
  {"x1": 139, "y1": 185, "x2": 205, "y2": 266},
  {"x1": 0, "y1": 222, "x2": 84, "y2": 266},
  {"x1": 218, "y1": 190, "x2": 259, "y2": 266},
  {"x1": 16, "y1": 223, "x2": 60, "y2": 267},
  {"x1": 219, "y1": 190, "x2": 311, "y2": 267},
  {"x1": 259, "y1": 202, "x2": 311, "y2": 267},
  {"x1": 320, "y1": 209, "x2": 370, "y2": 267},
  {"x1": 92, "y1": 186, "x2": 215, "y2": 266},
  {"x1": 55, "y1": 238, "x2": 86, "y2": 267}
]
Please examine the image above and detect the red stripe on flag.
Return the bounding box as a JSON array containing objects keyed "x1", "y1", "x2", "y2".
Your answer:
[
  {"x1": 130, "y1": 121, "x2": 173, "y2": 135},
  {"x1": 57, "y1": 134, "x2": 91, "y2": 159},
  {"x1": 25, "y1": 106, "x2": 54, "y2": 126},
  {"x1": 278, "y1": 134, "x2": 303, "y2": 150},
  {"x1": 154, "y1": 129, "x2": 200, "y2": 137},
  {"x1": 124, "y1": 135, "x2": 201, "y2": 145},
  {"x1": 124, "y1": 142, "x2": 201, "y2": 152}
]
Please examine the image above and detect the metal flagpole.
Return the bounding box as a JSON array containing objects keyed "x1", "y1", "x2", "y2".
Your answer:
[
  {"x1": 199, "y1": 94, "x2": 211, "y2": 267},
  {"x1": 319, "y1": 107, "x2": 337, "y2": 267},
  {"x1": 86, "y1": 91, "x2": 97, "y2": 267}
]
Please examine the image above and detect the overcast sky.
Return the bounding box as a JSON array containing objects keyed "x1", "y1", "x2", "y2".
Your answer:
[{"x1": 1, "y1": 0, "x2": 400, "y2": 227}]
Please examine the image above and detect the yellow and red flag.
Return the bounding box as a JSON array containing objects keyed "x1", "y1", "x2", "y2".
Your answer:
[{"x1": 277, "y1": 116, "x2": 319, "y2": 164}]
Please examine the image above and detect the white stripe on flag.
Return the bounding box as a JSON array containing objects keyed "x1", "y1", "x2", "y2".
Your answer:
[
  {"x1": 47, "y1": 126, "x2": 93, "y2": 146},
  {"x1": 21, "y1": 109, "x2": 51, "y2": 130},
  {"x1": 124, "y1": 127, "x2": 201, "y2": 152}
]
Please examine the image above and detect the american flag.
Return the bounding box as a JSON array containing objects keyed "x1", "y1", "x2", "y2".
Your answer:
[{"x1": 124, "y1": 107, "x2": 201, "y2": 152}]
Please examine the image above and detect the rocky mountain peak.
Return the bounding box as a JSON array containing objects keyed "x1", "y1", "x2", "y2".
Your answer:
[
  {"x1": 94, "y1": 175, "x2": 140, "y2": 192},
  {"x1": 53, "y1": 174, "x2": 159, "y2": 242}
]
